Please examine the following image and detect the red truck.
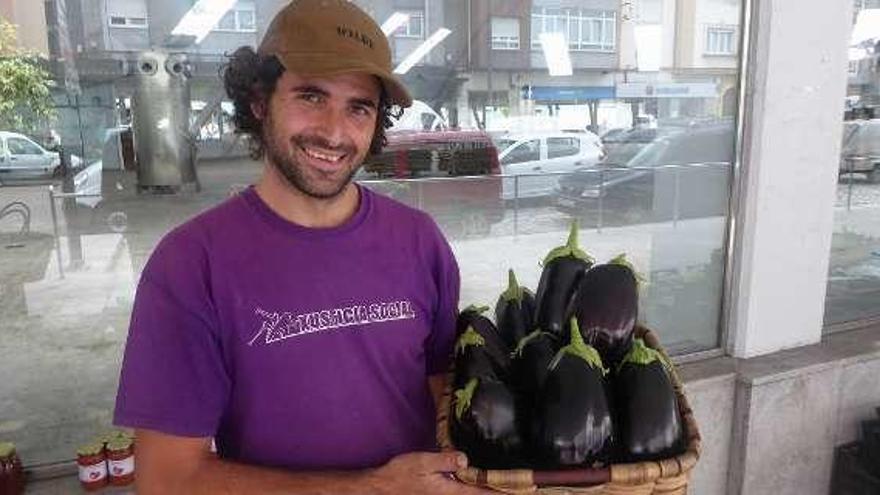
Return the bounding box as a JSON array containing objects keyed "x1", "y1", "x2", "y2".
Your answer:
[{"x1": 357, "y1": 129, "x2": 504, "y2": 238}]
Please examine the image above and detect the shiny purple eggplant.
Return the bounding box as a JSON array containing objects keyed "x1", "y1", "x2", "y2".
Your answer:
[
  {"x1": 575, "y1": 254, "x2": 641, "y2": 369},
  {"x1": 531, "y1": 318, "x2": 613, "y2": 467},
  {"x1": 495, "y1": 269, "x2": 536, "y2": 349},
  {"x1": 534, "y1": 222, "x2": 594, "y2": 336},
  {"x1": 613, "y1": 338, "x2": 684, "y2": 462},
  {"x1": 450, "y1": 377, "x2": 525, "y2": 469}
]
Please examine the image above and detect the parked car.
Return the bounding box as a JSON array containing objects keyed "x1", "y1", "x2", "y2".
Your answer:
[
  {"x1": 0, "y1": 131, "x2": 63, "y2": 180},
  {"x1": 840, "y1": 119, "x2": 880, "y2": 183},
  {"x1": 599, "y1": 127, "x2": 676, "y2": 167},
  {"x1": 555, "y1": 122, "x2": 734, "y2": 225},
  {"x1": 357, "y1": 129, "x2": 503, "y2": 237},
  {"x1": 493, "y1": 131, "x2": 603, "y2": 200},
  {"x1": 0, "y1": 131, "x2": 87, "y2": 182}
]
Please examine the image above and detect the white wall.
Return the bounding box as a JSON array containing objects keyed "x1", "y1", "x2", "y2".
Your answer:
[{"x1": 728, "y1": 0, "x2": 852, "y2": 358}]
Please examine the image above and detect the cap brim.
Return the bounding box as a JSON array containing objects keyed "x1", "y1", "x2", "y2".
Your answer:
[{"x1": 275, "y1": 52, "x2": 412, "y2": 108}]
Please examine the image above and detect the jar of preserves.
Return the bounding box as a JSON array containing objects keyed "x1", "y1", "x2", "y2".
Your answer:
[
  {"x1": 76, "y1": 442, "x2": 107, "y2": 491},
  {"x1": 0, "y1": 442, "x2": 25, "y2": 495},
  {"x1": 106, "y1": 437, "x2": 135, "y2": 486}
]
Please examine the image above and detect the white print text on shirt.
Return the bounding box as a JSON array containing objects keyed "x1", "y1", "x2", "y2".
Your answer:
[{"x1": 248, "y1": 300, "x2": 417, "y2": 346}]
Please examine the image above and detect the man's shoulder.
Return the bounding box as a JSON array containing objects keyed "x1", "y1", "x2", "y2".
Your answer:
[
  {"x1": 367, "y1": 186, "x2": 438, "y2": 231},
  {"x1": 147, "y1": 192, "x2": 251, "y2": 270}
]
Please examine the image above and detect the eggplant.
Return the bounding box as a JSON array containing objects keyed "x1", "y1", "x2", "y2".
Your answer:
[
  {"x1": 453, "y1": 326, "x2": 509, "y2": 387},
  {"x1": 613, "y1": 338, "x2": 684, "y2": 462},
  {"x1": 575, "y1": 253, "x2": 641, "y2": 369},
  {"x1": 532, "y1": 318, "x2": 613, "y2": 468},
  {"x1": 456, "y1": 304, "x2": 491, "y2": 336},
  {"x1": 456, "y1": 305, "x2": 510, "y2": 358},
  {"x1": 450, "y1": 377, "x2": 525, "y2": 469},
  {"x1": 534, "y1": 222, "x2": 594, "y2": 336},
  {"x1": 510, "y1": 329, "x2": 559, "y2": 448},
  {"x1": 511, "y1": 329, "x2": 559, "y2": 399},
  {"x1": 495, "y1": 269, "x2": 536, "y2": 349}
]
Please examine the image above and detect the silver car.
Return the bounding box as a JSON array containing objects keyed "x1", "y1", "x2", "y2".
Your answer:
[
  {"x1": 0, "y1": 131, "x2": 60, "y2": 180},
  {"x1": 493, "y1": 131, "x2": 604, "y2": 200}
]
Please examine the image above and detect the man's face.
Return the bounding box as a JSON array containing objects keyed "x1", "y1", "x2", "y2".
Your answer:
[{"x1": 260, "y1": 71, "x2": 380, "y2": 199}]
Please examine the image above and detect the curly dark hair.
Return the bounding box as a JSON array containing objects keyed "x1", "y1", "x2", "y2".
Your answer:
[{"x1": 222, "y1": 46, "x2": 402, "y2": 160}]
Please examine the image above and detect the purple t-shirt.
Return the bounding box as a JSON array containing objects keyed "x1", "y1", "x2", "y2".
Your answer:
[{"x1": 114, "y1": 185, "x2": 460, "y2": 470}]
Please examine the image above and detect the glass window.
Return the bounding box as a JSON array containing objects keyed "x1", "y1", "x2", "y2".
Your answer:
[
  {"x1": 0, "y1": 0, "x2": 742, "y2": 470},
  {"x1": 502, "y1": 139, "x2": 541, "y2": 164},
  {"x1": 548, "y1": 137, "x2": 580, "y2": 158},
  {"x1": 216, "y1": 11, "x2": 237, "y2": 30},
  {"x1": 238, "y1": 10, "x2": 256, "y2": 31},
  {"x1": 491, "y1": 17, "x2": 520, "y2": 50},
  {"x1": 214, "y1": 3, "x2": 257, "y2": 32},
  {"x1": 394, "y1": 10, "x2": 424, "y2": 38},
  {"x1": 108, "y1": 16, "x2": 148, "y2": 28},
  {"x1": 705, "y1": 26, "x2": 736, "y2": 55},
  {"x1": 531, "y1": 7, "x2": 616, "y2": 51},
  {"x1": 825, "y1": 1, "x2": 880, "y2": 327},
  {"x1": 7, "y1": 137, "x2": 43, "y2": 155}
]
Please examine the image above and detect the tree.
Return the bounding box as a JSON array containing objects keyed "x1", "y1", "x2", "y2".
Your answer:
[{"x1": 0, "y1": 17, "x2": 55, "y2": 133}]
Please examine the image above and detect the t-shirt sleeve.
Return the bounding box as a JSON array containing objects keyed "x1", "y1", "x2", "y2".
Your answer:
[
  {"x1": 423, "y1": 220, "x2": 460, "y2": 376},
  {"x1": 113, "y1": 231, "x2": 230, "y2": 438}
]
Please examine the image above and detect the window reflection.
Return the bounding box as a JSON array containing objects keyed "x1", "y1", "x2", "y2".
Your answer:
[
  {"x1": 0, "y1": 0, "x2": 741, "y2": 466},
  {"x1": 825, "y1": 1, "x2": 880, "y2": 327}
]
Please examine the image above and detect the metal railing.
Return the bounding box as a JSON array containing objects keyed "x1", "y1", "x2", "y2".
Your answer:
[
  {"x1": 37, "y1": 161, "x2": 733, "y2": 250},
  {"x1": 358, "y1": 161, "x2": 732, "y2": 235}
]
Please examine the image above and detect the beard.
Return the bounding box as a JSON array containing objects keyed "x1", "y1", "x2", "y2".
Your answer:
[{"x1": 262, "y1": 112, "x2": 362, "y2": 200}]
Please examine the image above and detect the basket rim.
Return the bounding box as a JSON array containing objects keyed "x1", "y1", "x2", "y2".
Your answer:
[{"x1": 436, "y1": 324, "x2": 702, "y2": 491}]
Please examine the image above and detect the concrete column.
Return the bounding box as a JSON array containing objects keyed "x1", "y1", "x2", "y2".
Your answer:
[{"x1": 726, "y1": 0, "x2": 852, "y2": 358}]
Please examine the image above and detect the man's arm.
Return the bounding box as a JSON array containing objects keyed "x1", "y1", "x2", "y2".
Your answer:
[
  {"x1": 135, "y1": 429, "x2": 491, "y2": 495},
  {"x1": 428, "y1": 372, "x2": 448, "y2": 413}
]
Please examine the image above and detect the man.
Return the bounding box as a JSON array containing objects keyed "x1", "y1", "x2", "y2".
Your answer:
[{"x1": 114, "y1": 1, "x2": 488, "y2": 493}]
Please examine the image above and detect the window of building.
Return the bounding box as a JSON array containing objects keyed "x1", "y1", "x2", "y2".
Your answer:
[
  {"x1": 108, "y1": 16, "x2": 148, "y2": 28},
  {"x1": 393, "y1": 9, "x2": 424, "y2": 38},
  {"x1": 705, "y1": 25, "x2": 737, "y2": 55},
  {"x1": 214, "y1": 3, "x2": 258, "y2": 32},
  {"x1": 491, "y1": 17, "x2": 520, "y2": 50},
  {"x1": 531, "y1": 7, "x2": 616, "y2": 51}
]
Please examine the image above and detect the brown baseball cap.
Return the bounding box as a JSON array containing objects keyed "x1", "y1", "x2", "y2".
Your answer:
[{"x1": 258, "y1": 0, "x2": 412, "y2": 107}]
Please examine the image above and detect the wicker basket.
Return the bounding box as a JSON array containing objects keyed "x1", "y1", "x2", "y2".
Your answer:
[{"x1": 436, "y1": 326, "x2": 701, "y2": 495}]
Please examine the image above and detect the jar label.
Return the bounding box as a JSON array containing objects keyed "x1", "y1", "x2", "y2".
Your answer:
[
  {"x1": 109, "y1": 456, "x2": 135, "y2": 477},
  {"x1": 78, "y1": 461, "x2": 107, "y2": 483}
]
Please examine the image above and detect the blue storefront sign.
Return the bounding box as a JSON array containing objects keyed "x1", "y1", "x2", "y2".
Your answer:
[{"x1": 522, "y1": 85, "x2": 616, "y2": 102}]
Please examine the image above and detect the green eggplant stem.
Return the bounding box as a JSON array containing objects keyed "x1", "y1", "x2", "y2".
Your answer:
[
  {"x1": 618, "y1": 338, "x2": 674, "y2": 375},
  {"x1": 512, "y1": 328, "x2": 546, "y2": 358},
  {"x1": 549, "y1": 317, "x2": 606, "y2": 375},
  {"x1": 462, "y1": 304, "x2": 490, "y2": 315},
  {"x1": 501, "y1": 269, "x2": 524, "y2": 303},
  {"x1": 566, "y1": 220, "x2": 579, "y2": 249},
  {"x1": 608, "y1": 252, "x2": 647, "y2": 285},
  {"x1": 454, "y1": 378, "x2": 479, "y2": 420},
  {"x1": 454, "y1": 326, "x2": 485, "y2": 356},
  {"x1": 609, "y1": 253, "x2": 629, "y2": 267},
  {"x1": 542, "y1": 220, "x2": 595, "y2": 266}
]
